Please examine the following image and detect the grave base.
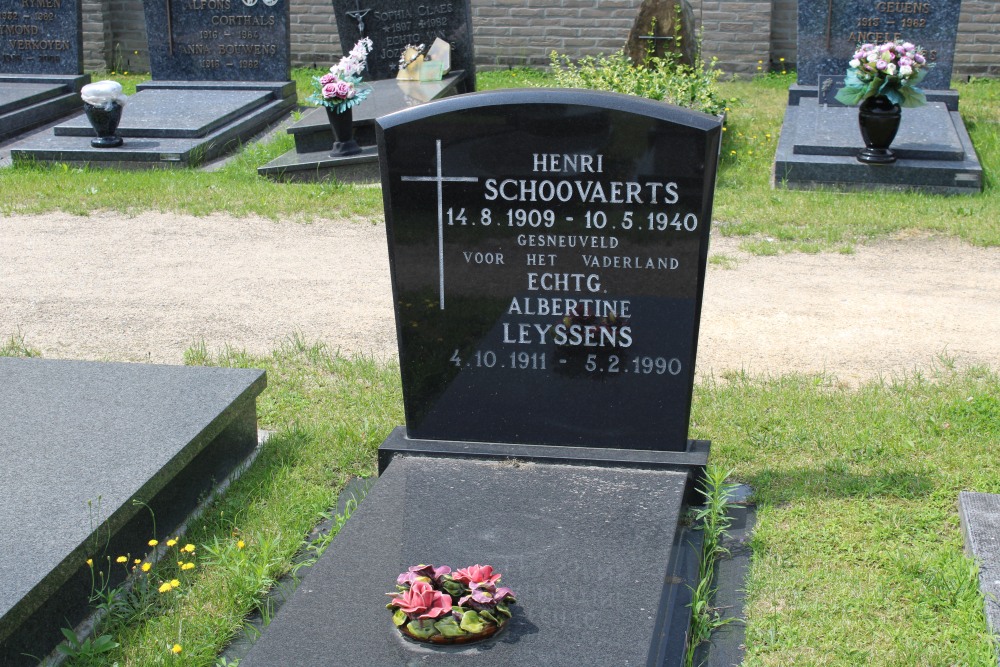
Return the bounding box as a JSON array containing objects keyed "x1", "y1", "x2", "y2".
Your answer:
[
  {"x1": 9, "y1": 80, "x2": 295, "y2": 167},
  {"x1": 257, "y1": 73, "x2": 466, "y2": 183},
  {"x1": 772, "y1": 97, "x2": 982, "y2": 194},
  {"x1": 0, "y1": 359, "x2": 266, "y2": 665},
  {"x1": 240, "y1": 441, "x2": 706, "y2": 666},
  {"x1": 959, "y1": 491, "x2": 1000, "y2": 641},
  {"x1": 0, "y1": 74, "x2": 90, "y2": 141}
]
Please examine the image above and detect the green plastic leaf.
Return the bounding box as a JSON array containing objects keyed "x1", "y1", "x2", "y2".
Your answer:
[
  {"x1": 406, "y1": 619, "x2": 438, "y2": 639},
  {"x1": 442, "y1": 579, "x2": 465, "y2": 597},
  {"x1": 834, "y1": 85, "x2": 866, "y2": 106},
  {"x1": 435, "y1": 616, "x2": 468, "y2": 637},
  {"x1": 495, "y1": 602, "x2": 512, "y2": 618},
  {"x1": 460, "y1": 610, "x2": 486, "y2": 633},
  {"x1": 479, "y1": 609, "x2": 501, "y2": 626},
  {"x1": 392, "y1": 608, "x2": 408, "y2": 627}
]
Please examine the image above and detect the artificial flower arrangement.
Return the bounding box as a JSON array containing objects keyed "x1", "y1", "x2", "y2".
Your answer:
[
  {"x1": 834, "y1": 41, "x2": 931, "y2": 107},
  {"x1": 308, "y1": 37, "x2": 374, "y2": 113},
  {"x1": 387, "y1": 564, "x2": 516, "y2": 643}
]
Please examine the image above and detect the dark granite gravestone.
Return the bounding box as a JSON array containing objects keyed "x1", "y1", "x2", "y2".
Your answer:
[
  {"x1": 332, "y1": 0, "x2": 475, "y2": 85},
  {"x1": 240, "y1": 89, "x2": 722, "y2": 666},
  {"x1": 0, "y1": 359, "x2": 265, "y2": 666},
  {"x1": 0, "y1": 0, "x2": 89, "y2": 139},
  {"x1": 9, "y1": 0, "x2": 295, "y2": 166},
  {"x1": 796, "y1": 0, "x2": 963, "y2": 90},
  {"x1": 143, "y1": 0, "x2": 290, "y2": 82},
  {"x1": 774, "y1": 0, "x2": 980, "y2": 192}
]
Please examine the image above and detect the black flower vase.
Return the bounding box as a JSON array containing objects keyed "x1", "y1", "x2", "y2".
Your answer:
[
  {"x1": 326, "y1": 106, "x2": 361, "y2": 157},
  {"x1": 83, "y1": 101, "x2": 124, "y2": 148},
  {"x1": 857, "y1": 95, "x2": 902, "y2": 164}
]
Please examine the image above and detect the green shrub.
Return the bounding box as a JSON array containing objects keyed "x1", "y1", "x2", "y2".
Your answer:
[{"x1": 548, "y1": 10, "x2": 725, "y2": 117}]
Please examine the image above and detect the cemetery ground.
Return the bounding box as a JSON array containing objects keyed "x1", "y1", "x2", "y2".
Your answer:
[{"x1": 1, "y1": 72, "x2": 999, "y2": 665}]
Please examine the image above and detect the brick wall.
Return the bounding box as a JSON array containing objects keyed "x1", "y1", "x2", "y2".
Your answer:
[
  {"x1": 76, "y1": 0, "x2": 1000, "y2": 79},
  {"x1": 955, "y1": 0, "x2": 1000, "y2": 78}
]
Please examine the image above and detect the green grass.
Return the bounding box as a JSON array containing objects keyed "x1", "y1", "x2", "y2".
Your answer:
[
  {"x1": 1, "y1": 70, "x2": 997, "y2": 252},
  {"x1": 715, "y1": 72, "x2": 1000, "y2": 253},
  {"x1": 29, "y1": 334, "x2": 993, "y2": 665}
]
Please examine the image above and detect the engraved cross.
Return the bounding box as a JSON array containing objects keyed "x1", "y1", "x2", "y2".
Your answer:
[{"x1": 400, "y1": 139, "x2": 479, "y2": 310}]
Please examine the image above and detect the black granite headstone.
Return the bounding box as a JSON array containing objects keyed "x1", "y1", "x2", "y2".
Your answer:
[
  {"x1": 0, "y1": 0, "x2": 82, "y2": 74},
  {"x1": 143, "y1": 0, "x2": 291, "y2": 81},
  {"x1": 332, "y1": 0, "x2": 474, "y2": 83},
  {"x1": 797, "y1": 0, "x2": 962, "y2": 89},
  {"x1": 377, "y1": 89, "x2": 722, "y2": 452}
]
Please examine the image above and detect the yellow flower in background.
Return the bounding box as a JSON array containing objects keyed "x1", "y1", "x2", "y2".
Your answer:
[
  {"x1": 86, "y1": 559, "x2": 93, "y2": 567},
  {"x1": 141, "y1": 562, "x2": 152, "y2": 573},
  {"x1": 237, "y1": 540, "x2": 246, "y2": 550},
  {"x1": 181, "y1": 562, "x2": 195, "y2": 571},
  {"x1": 166, "y1": 539, "x2": 177, "y2": 547},
  {"x1": 182, "y1": 544, "x2": 196, "y2": 553},
  {"x1": 171, "y1": 644, "x2": 182, "y2": 654},
  {"x1": 158, "y1": 582, "x2": 172, "y2": 593},
  {"x1": 148, "y1": 539, "x2": 158, "y2": 547},
  {"x1": 134, "y1": 558, "x2": 141, "y2": 564},
  {"x1": 170, "y1": 579, "x2": 180, "y2": 589},
  {"x1": 116, "y1": 556, "x2": 127, "y2": 563}
]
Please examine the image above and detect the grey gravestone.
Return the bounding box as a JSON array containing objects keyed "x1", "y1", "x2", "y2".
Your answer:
[
  {"x1": 332, "y1": 0, "x2": 475, "y2": 84},
  {"x1": 143, "y1": 0, "x2": 291, "y2": 81},
  {"x1": 797, "y1": 0, "x2": 962, "y2": 90},
  {"x1": 0, "y1": 0, "x2": 82, "y2": 74},
  {"x1": 242, "y1": 89, "x2": 720, "y2": 666},
  {"x1": 959, "y1": 491, "x2": 1000, "y2": 640},
  {"x1": 0, "y1": 359, "x2": 265, "y2": 665},
  {"x1": 0, "y1": 0, "x2": 88, "y2": 140},
  {"x1": 379, "y1": 89, "x2": 720, "y2": 451}
]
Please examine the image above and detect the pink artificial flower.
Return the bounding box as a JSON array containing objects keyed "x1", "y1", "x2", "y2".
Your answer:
[
  {"x1": 388, "y1": 580, "x2": 453, "y2": 620},
  {"x1": 333, "y1": 80, "x2": 354, "y2": 99},
  {"x1": 321, "y1": 82, "x2": 340, "y2": 100},
  {"x1": 453, "y1": 564, "x2": 501, "y2": 586},
  {"x1": 319, "y1": 73, "x2": 335, "y2": 85}
]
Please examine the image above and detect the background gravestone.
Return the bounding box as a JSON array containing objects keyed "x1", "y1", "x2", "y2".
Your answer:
[
  {"x1": 143, "y1": 0, "x2": 291, "y2": 81},
  {"x1": 332, "y1": 0, "x2": 475, "y2": 83},
  {"x1": 797, "y1": 0, "x2": 962, "y2": 90},
  {"x1": 0, "y1": 0, "x2": 82, "y2": 74},
  {"x1": 0, "y1": 0, "x2": 88, "y2": 140},
  {"x1": 379, "y1": 89, "x2": 720, "y2": 451}
]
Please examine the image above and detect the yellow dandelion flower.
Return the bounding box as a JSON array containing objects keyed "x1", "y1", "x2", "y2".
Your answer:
[
  {"x1": 237, "y1": 540, "x2": 246, "y2": 549},
  {"x1": 158, "y1": 582, "x2": 172, "y2": 593},
  {"x1": 116, "y1": 556, "x2": 128, "y2": 563},
  {"x1": 141, "y1": 562, "x2": 152, "y2": 572},
  {"x1": 170, "y1": 579, "x2": 181, "y2": 589},
  {"x1": 171, "y1": 644, "x2": 182, "y2": 654},
  {"x1": 178, "y1": 561, "x2": 184, "y2": 567},
  {"x1": 779, "y1": 57, "x2": 785, "y2": 62},
  {"x1": 765, "y1": 133, "x2": 772, "y2": 140},
  {"x1": 134, "y1": 558, "x2": 141, "y2": 564},
  {"x1": 148, "y1": 539, "x2": 158, "y2": 547},
  {"x1": 729, "y1": 150, "x2": 737, "y2": 155},
  {"x1": 166, "y1": 539, "x2": 177, "y2": 547},
  {"x1": 748, "y1": 150, "x2": 754, "y2": 155},
  {"x1": 758, "y1": 60, "x2": 763, "y2": 64},
  {"x1": 86, "y1": 559, "x2": 93, "y2": 567},
  {"x1": 181, "y1": 562, "x2": 195, "y2": 571},
  {"x1": 183, "y1": 544, "x2": 196, "y2": 553},
  {"x1": 722, "y1": 126, "x2": 727, "y2": 132}
]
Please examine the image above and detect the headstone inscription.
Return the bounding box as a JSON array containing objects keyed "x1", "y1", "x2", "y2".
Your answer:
[
  {"x1": 378, "y1": 89, "x2": 721, "y2": 452},
  {"x1": 796, "y1": 0, "x2": 962, "y2": 90},
  {"x1": 143, "y1": 0, "x2": 291, "y2": 81},
  {"x1": 0, "y1": 0, "x2": 88, "y2": 140},
  {"x1": 332, "y1": 0, "x2": 475, "y2": 85},
  {"x1": 0, "y1": 0, "x2": 82, "y2": 74}
]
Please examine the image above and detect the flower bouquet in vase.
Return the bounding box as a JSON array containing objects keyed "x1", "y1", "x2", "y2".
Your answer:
[
  {"x1": 387, "y1": 564, "x2": 516, "y2": 644},
  {"x1": 834, "y1": 41, "x2": 931, "y2": 164},
  {"x1": 307, "y1": 38, "x2": 374, "y2": 156}
]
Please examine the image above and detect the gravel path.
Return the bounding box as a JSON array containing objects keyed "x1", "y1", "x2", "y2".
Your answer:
[{"x1": 2, "y1": 212, "x2": 997, "y2": 385}]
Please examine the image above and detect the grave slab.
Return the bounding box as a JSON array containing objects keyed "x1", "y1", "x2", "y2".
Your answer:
[
  {"x1": 959, "y1": 491, "x2": 1000, "y2": 643},
  {"x1": 10, "y1": 81, "x2": 295, "y2": 167},
  {"x1": 258, "y1": 72, "x2": 465, "y2": 182},
  {"x1": 54, "y1": 89, "x2": 273, "y2": 139},
  {"x1": 240, "y1": 455, "x2": 699, "y2": 666},
  {"x1": 0, "y1": 358, "x2": 266, "y2": 666},
  {"x1": 773, "y1": 98, "x2": 982, "y2": 193}
]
